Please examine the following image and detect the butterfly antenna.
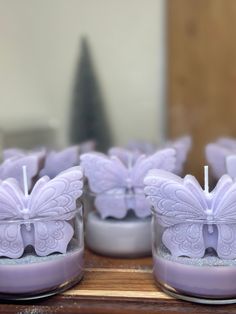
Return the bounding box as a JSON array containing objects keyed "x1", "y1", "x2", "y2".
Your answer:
[
  {"x1": 22, "y1": 165, "x2": 29, "y2": 197},
  {"x1": 204, "y1": 165, "x2": 209, "y2": 194}
]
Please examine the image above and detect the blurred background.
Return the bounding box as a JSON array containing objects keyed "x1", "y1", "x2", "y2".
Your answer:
[
  {"x1": 0, "y1": 0, "x2": 165, "y2": 150},
  {"x1": 2, "y1": 0, "x2": 236, "y2": 180}
]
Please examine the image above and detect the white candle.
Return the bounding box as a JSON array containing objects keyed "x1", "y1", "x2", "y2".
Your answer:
[{"x1": 86, "y1": 211, "x2": 151, "y2": 257}]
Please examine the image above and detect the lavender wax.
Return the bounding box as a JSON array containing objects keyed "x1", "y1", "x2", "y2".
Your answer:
[
  {"x1": 153, "y1": 246, "x2": 236, "y2": 301},
  {"x1": 0, "y1": 244, "x2": 83, "y2": 298}
]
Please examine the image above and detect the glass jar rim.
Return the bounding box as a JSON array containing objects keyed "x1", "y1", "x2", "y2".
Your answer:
[
  {"x1": 151, "y1": 207, "x2": 236, "y2": 225},
  {"x1": 0, "y1": 204, "x2": 82, "y2": 225}
]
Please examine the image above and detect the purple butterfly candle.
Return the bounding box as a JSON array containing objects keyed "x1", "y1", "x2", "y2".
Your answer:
[
  {"x1": 0, "y1": 151, "x2": 44, "y2": 191},
  {"x1": 206, "y1": 137, "x2": 236, "y2": 180},
  {"x1": 81, "y1": 148, "x2": 176, "y2": 257},
  {"x1": 144, "y1": 166, "x2": 236, "y2": 303},
  {"x1": 116, "y1": 135, "x2": 191, "y2": 176},
  {"x1": 0, "y1": 166, "x2": 84, "y2": 300}
]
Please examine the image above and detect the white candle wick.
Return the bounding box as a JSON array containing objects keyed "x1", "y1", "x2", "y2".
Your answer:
[
  {"x1": 22, "y1": 165, "x2": 29, "y2": 197},
  {"x1": 204, "y1": 165, "x2": 209, "y2": 194}
]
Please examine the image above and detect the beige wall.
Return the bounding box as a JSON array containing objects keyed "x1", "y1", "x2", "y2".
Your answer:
[{"x1": 0, "y1": 0, "x2": 165, "y2": 147}]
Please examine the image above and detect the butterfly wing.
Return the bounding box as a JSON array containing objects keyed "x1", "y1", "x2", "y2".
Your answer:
[
  {"x1": 126, "y1": 148, "x2": 176, "y2": 218},
  {"x1": 28, "y1": 166, "x2": 83, "y2": 256},
  {"x1": 95, "y1": 188, "x2": 127, "y2": 219},
  {"x1": 80, "y1": 153, "x2": 128, "y2": 193},
  {"x1": 216, "y1": 224, "x2": 236, "y2": 259},
  {"x1": 40, "y1": 146, "x2": 79, "y2": 178},
  {"x1": 33, "y1": 220, "x2": 73, "y2": 256},
  {"x1": 167, "y1": 136, "x2": 191, "y2": 175},
  {"x1": 0, "y1": 179, "x2": 25, "y2": 258},
  {"x1": 131, "y1": 148, "x2": 176, "y2": 188},
  {"x1": 162, "y1": 223, "x2": 204, "y2": 258},
  {"x1": 29, "y1": 166, "x2": 83, "y2": 218},
  {"x1": 0, "y1": 155, "x2": 42, "y2": 191},
  {"x1": 108, "y1": 147, "x2": 141, "y2": 166},
  {"x1": 217, "y1": 137, "x2": 236, "y2": 150},
  {"x1": 3, "y1": 148, "x2": 25, "y2": 160},
  {"x1": 205, "y1": 143, "x2": 231, "y2": 179},
  {"x1": 144, "y1": 170, "x2": 207, "y2": 258},
  {"x1": 212, "y1": 175, "x2": 236, "y2": 259},
  {"x1": 226, "y1": 155, "x2": 236, "y2": 178}
]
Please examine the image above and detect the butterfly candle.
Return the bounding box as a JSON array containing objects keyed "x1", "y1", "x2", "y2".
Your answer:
[
  {"x1": 205, "y1": 137, "x2": 236, "y2": 180},
  {"x1": 0, "y1": 165, "x2": 84, "y2": 300},
  {"x1": 81, "y1": 148, "x2": 176, "y2": 257},
  {"x1": 144, "y1": 166, "x2": 236, "y2": 304},
  {"x1": 113, "y1": 135, "x2": 191, "y2": 176}
]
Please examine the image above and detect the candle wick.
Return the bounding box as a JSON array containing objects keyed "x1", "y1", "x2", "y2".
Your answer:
[
  {"x1": 22, "y1": 165, "x2": 29, "y2": 197},
  {"x1": 204, "y1": 165, "x2": 209, "y2": 194}
]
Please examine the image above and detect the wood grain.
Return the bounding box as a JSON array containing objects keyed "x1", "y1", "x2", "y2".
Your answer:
[{"x1": 168, "y1": 0, "x2": 236, "y2": 182}]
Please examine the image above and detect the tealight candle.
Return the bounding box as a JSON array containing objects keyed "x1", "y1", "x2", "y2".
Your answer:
[
  {"x1": 0, "y1": 165, "x2": 84, "y2": 300},
  {"x1": 144, "y1": 166, "x2": 236, "y2": 304},
  {"x1": 81, "y1": 148, "x2": 177, "y2": 257}
]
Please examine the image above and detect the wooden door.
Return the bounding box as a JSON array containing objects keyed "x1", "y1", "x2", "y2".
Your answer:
[{"x1": 168, "y1": 0, "x2": 236, "y2": 182}]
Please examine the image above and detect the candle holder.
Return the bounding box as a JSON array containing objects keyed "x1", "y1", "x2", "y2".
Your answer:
[
  {"x1": 81, "y1": 148, "x2": 177, "y2": 257},
  {"x1": 144, "y1": 167, "x2": 236, "y2": 304},
  {"x1": 0, "y1": 166, "x2": 84, "y2": 300}
]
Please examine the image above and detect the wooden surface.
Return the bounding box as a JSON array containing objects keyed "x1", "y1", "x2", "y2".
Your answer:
[
  {"x1": 1, "y1": 249, "x2": 236, "y2": 313},
  {"x1": 168, "y1": 0, "x2": 236, "y2": 181}
]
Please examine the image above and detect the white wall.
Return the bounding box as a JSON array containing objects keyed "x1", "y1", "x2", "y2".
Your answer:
[{"x1": 0, "y1": 0, "x2": 165, "y2": 147}]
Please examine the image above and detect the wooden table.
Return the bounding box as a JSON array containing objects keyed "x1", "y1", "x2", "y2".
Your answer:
[{"x1": 1, "y1": 250, "x2": 236, "y2": 314}]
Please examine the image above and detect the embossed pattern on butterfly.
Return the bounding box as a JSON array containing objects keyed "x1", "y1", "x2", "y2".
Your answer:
[
  {"x1": 144, "y1": 166, "x2": 236, "y2": 304},
  {"x1": 81, "y1": 147, "x2": 178, "y2": 258},
  {"x1": 0, "y1": 163, "x2": 84, "y2": 300}
]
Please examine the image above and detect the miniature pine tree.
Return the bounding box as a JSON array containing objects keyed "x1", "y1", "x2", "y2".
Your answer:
[{"x1": 69, "y1": 37, "x2": 112, "y2": 151}]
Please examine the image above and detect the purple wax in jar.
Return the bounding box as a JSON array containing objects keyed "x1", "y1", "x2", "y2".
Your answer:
[
  {"x1": 0, "y1": 244, "x2": 83, "y2": 296},
  {"x1": 153, "y1": 246, "x2": 236, "y2": 299}
]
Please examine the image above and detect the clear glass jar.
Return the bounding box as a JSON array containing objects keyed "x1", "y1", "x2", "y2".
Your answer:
[
  {"x1": 0, "y1": 204, "x2": 84, "y2": 300},
  {"x1": 84, "y1": 191, "x2": 152, "y2": 258},
  {"x1": 152, "y1": 211, "x2": 236, "y2": 304}
]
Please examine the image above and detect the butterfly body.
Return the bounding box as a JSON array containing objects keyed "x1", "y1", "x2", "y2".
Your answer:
[{"x1": 144, "y1": 170, "x2": 236, "y2": 260}]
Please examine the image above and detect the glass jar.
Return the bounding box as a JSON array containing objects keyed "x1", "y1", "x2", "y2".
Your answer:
[
  {"x1": 152, "y1": 211, "x2": 236, "y2": 304},
  {"x1": 84, "y1": 191, "x2": 152, "y2": 258},
  {"x1": 0, "y1": 204, "x2": 84, "y2": 300}
]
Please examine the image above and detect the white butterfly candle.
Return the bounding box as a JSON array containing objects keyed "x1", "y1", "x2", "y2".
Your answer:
[
  {"x1": 0, "y1": 165, "x2": 84, "y2": 300},
  {"x1": 144, "y1": 166, "x2": 236, "y2": 304},
  {"x1": 81, "y1": 148, "x2": 177, "y2": 257}
]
